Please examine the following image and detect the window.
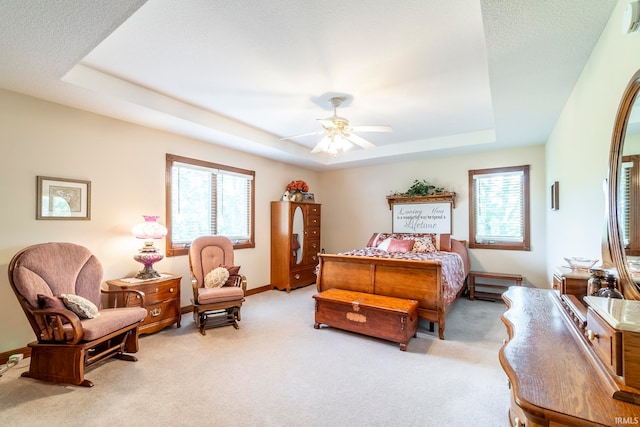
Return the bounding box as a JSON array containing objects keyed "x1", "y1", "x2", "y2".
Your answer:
[
  {"x1": 165, "y1": 154, "x2": 255, "y2": 256},
  {"x1": 620, "y1": 155, "x2": 640, "y2": 255},
  {"x1": 468, "y1": 165, "x2": 530, "y2": 251}
]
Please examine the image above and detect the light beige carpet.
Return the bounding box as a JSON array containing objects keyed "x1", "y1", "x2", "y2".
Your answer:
[{"x1": 0, "y1": 286, "x2": 510, "y2": 426}]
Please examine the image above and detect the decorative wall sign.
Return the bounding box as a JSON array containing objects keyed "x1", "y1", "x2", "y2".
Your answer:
[
  {"x1": 37, "y1": 176, "x2": 91, "y2": 220},
  {"x1": 392, "y1": 202, "x2": 452, "y2": 234}
]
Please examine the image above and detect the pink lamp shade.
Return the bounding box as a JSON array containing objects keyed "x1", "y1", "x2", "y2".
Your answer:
[{"x1": 132, "y1": 215, "x2": 168, "y2": 280}]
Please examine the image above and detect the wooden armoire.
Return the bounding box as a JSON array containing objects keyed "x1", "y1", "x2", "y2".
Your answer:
[{"x1": 271, "y1": 201, "x2": 321, "y2": 292}]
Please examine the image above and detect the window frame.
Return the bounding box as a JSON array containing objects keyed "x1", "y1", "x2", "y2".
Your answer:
[
  {"x1": 468, "y1": 165, "x2": 530, "y2": 251},
  {"x1": 620, "y1": 155, "x2": 640, "y2": 255},
  {"x1": 165, "y1": 153, "x2": 255, "y2": 257}
]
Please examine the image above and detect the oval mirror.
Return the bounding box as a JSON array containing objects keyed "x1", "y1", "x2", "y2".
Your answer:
[
  {"x1": 292, "y1": 205, "x2": 304, "y2": 264},
  {"x1": 608, "y1": 69, "x2": 640, "y2": 300}
]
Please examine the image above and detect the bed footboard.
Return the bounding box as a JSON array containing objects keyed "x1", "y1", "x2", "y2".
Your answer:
[{"x1": 316, "y1": 253, "x2": 448, "y2": 339}]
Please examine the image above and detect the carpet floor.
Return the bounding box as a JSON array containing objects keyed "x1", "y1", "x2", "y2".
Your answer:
[{"x1": 0, "y1": 286, "x2": 510, "y2": 426}]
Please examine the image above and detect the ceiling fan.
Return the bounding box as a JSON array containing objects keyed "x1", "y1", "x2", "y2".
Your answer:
[{"x1": 282, "y1": 96, "x2": 392, "y2": 156}]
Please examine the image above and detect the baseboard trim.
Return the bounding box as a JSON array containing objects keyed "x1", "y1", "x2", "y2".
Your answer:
[
  {"x1": 4, "y1": 286, "x2": 278, "y2": 361},
  {"x1": 0, "y1": 347, "x2": 30, "y2": 365},
  {"x1": 245, "y1": 284, "x2": 273, "y2": 296}
]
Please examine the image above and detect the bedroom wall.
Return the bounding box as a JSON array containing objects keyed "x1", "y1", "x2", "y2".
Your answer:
[
  {"x1": 317, "y1": 144, "x2": 547, "y2": 288},
  {"x1": 545, "y1": 0, "x2": 640, "y2": 283},
  {"x1": 0, "y1": 89, "x2": 319, "y2": 353}
]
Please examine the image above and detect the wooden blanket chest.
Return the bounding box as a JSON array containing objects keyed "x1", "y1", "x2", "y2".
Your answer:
[{"x1": 313, "y1": 288, "x2": 418, "y2": 351}]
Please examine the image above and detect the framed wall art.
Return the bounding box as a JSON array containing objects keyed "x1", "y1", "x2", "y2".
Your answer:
[
  {"x1": 551, "y1": 181, "x2": 559, "y2": 211},
  {"x1": 392, "y1": 201, "x2": 452, "y2": 234},
  {"x1": 36, "y1": 176, "x2": 91, "y2": 220}
]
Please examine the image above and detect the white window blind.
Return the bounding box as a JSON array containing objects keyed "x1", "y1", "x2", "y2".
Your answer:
[
  {"x1": 620, "y1": 160, "x2": 633, "y2": 247},
  {"x1": 469, "y1": 165, "x2": 530, "y2": 250},
  {"x1": 168, "y1": 155, "x2": 254, "y2": 252}
]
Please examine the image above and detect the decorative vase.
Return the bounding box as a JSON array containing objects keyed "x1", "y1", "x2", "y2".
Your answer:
[
  {"x1": 587, "y1": 268, "x2": 607, "y2": 296},
  {"x1": 293, "y1": 191, "x2": 304, "y2": 202},
  {"x1": 597, "y1": 273, "x2": 624, "y2": 299}
]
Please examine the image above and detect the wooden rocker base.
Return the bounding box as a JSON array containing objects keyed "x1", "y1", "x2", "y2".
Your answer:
[
  {"x1": 22, "y1": 326, "x2": 140, "y2": 387},
  {"x1": 196, "y1": 307, "x2": 241, "y2": 335}
]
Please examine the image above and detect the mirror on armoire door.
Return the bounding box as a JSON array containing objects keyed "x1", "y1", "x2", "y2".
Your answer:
[{"x1": 292, "y1": 205, "x2": 304, "y2": 264}]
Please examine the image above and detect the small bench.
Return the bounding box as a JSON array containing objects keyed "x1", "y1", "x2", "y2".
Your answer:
[
  {"x1": 313, "y1": 288, "x2": 418, "y2": 351},
  {"x1": 469, "y1": 271, "x2": 523, "y2": 302}
]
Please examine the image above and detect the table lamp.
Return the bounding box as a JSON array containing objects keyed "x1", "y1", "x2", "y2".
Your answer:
[{"x1": 132, "y1": 215, "x2": 168, "y2": 279}]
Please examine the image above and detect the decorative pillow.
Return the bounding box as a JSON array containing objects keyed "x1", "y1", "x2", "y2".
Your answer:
[
  {"x1": 60, "y1": 294, "x2": 100, "y2": 319},
  {"x1": 377, "y1": 238, "x2": 414, "y2": 253},
  {"x1": 37, "y1": 294, "x2": 70, "y2": 323},
  {"x1": 221, "y1": 265, "x2": 241, "y2": 286},
  {"x1": 387, "y1": 238, "x2": 415, "y2": 253},
  {"x1": 37, "y1": 294, "x2": 66, "y2": 310},
  {"x1": 205, "y1": 267, "x2": 230, "y2": 288},
  {"x1": 412, "y1": 237, "x2": 438, "y2": 253}
]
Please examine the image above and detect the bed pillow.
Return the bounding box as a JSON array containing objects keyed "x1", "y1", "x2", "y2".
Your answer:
[
  {"x1": 366, "y1": 233, "x2": 381, "y2": 247},
  {"x1": 369, "y1": 233, "x2": 394, "y2": 248},
  {"x1": 434, "y1": 234, "x2": 452, "y2": 251}
]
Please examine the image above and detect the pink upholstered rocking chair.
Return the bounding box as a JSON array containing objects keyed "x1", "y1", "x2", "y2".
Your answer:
[
  {"x1": 188, "y1": 236, "x2": 246, "y2": 335},
  {"x1": 8, "y1": 242, "x2": 148, "y2": 387}
]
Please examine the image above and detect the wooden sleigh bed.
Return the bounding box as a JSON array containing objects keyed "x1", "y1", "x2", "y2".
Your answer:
[{"x1": 315, "y1": 233, "x2": 470, "y2": 340}]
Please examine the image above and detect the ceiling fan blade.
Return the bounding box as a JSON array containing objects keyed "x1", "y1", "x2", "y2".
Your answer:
[
  {"x1": 311, "y1": 136, "x2": 330, "y2": 153},
  {"x1": 280, "y1": 130, "x2": 322, "y2": 140},
  {"x1": 346, "y1": 133, "x2": 376, "y2": 149},
  {"x1": 351, "y1": 125, "x2": 392, "y2": 133}
]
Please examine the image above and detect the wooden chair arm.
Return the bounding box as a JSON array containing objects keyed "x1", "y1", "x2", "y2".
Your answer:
[
  {"x1": 31, "y1": 308, "x2": 84, "y2": 344},
  {"x1": 229, "y1": 274, "x2": 247, "y2": 292},
  {"x1": 101, "y1": 288, "x2": 146, "y2": 308}
]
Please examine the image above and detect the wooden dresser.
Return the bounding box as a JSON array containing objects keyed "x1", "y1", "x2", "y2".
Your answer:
[
  {"x1": 500, "y1": 286, "x2": 640, "y2": 426},
  {"x1": 271, "y1": 201, "x2": 321, "y2": 292},
  {"x1": 552, "y1": 266, "x2": 590, "y2": 300},
  {"x1": 107, "y1": 274, "x2": 182, "y2": 335}
]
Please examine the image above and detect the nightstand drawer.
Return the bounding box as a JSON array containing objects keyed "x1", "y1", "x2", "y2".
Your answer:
[
  {"x1": 143, "y1": 300, "x2": 180, "y2": 327},
  {"x1": 135, "y1": 280, "x2": 179, "y2": 305}
]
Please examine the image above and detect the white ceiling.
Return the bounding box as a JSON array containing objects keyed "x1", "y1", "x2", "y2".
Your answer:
[{"x1": 0, "y1": 1, "x2": 617, "y2": 170}]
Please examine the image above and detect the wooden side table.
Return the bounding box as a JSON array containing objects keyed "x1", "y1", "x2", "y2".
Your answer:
[
  {"x1": 468, "y1": 271, "x2": 522, "y2": 301},
  {"x1": 107, "y1": 274, "x2": 182, "y2": 335}
]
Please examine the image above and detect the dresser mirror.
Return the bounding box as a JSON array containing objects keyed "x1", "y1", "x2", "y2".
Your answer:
[
  {"x1": 292, "y1": 205, "x2": 304, "y2": 264},
  {"x1": 608, "y1": 68, "x2": 640, "y2": 300}
]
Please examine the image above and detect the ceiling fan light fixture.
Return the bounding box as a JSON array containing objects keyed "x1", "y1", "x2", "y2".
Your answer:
[{"x1": 282, "y1": 94, "x2": 391, "y2": 156}]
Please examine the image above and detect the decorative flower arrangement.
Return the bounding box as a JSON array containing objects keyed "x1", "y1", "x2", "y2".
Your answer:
[
  {"x1": 286, "y1": 180, "x2": 309, "y2": 193},
  {"x1": 389, "y1": 179, "x2": 444, "y2": 197}
]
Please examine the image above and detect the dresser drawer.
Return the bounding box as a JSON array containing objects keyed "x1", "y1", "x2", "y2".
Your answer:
[
  {"x1": 134, "y1": 280, "x2": 179, "y2": 305},
  {"x1": 306, "y1": 226, "x2": 320, "y2": 238},
  {"x1": 307, "y1": 213, "x2": 321, "y2": 227},
  {"x1": 307, "y1": 205, "x2": 321, "y2": 215},
  {"x1": 587, "y1": 308, "x2": 622, "y2": 376},
  {"x1": 142, "y1": 299, "x2": 180, "y2": 328}
]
